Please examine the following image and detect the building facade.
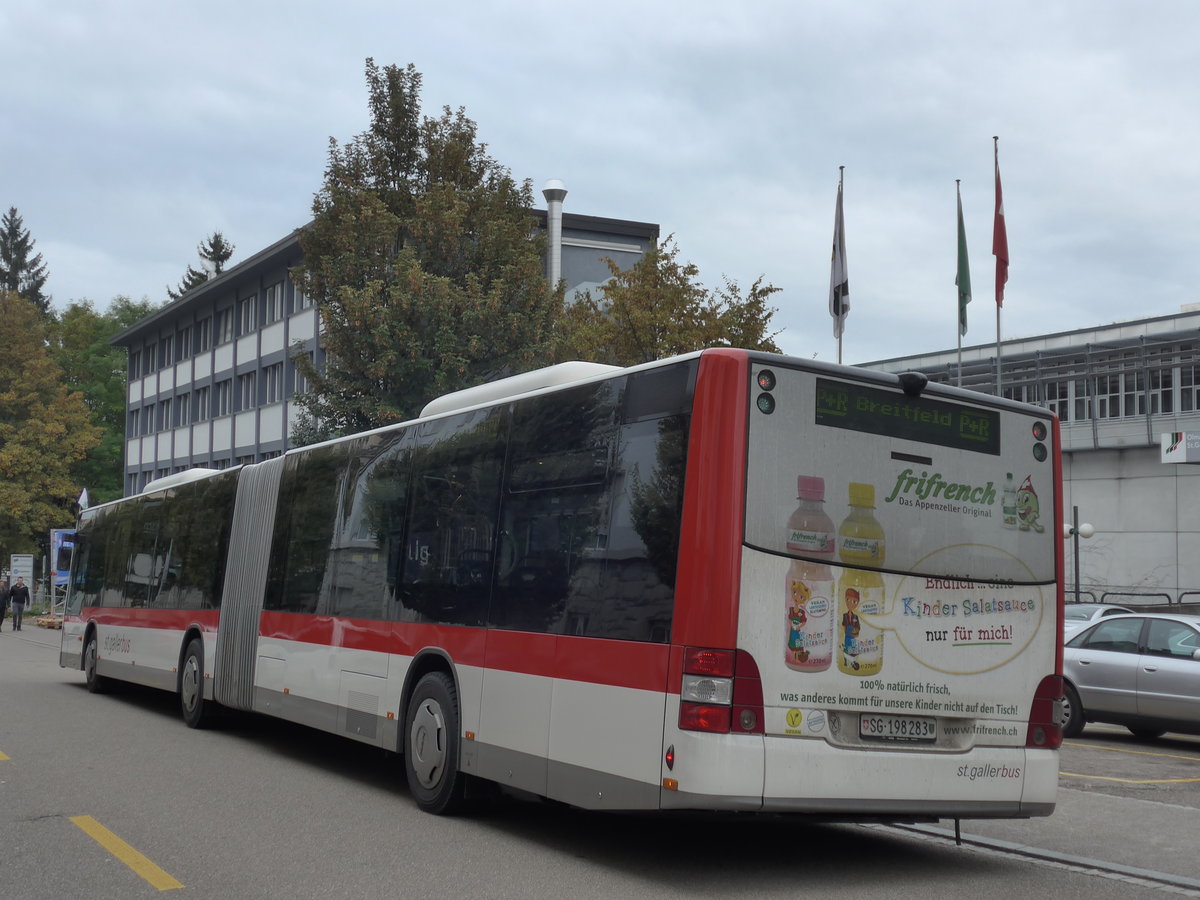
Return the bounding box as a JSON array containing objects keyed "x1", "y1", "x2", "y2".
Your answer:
[
  {"x1": 865, "y1": 307, "x2": 1200, "y2": 607},
  {"x1": 113, "y1": 187, "x2": 657, "y2": 496}
]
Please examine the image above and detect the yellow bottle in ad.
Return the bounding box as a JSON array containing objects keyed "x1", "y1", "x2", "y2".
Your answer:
[{"x1": 837, "y1": 482, "x2": 886, "y2": 676}]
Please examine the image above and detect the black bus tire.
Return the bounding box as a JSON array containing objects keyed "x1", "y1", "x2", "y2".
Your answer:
[
  {"x1": 179, "y1": 638, "x2": 214, "y2": 729},
  {"x1": 404, "y1": 671, "x2": 468, "y2": 815},
  {"x1": 83, "y1": 633, "x2": 108, "y2": 694}
]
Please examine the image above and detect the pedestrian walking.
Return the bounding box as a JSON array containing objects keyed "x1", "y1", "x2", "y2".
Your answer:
[
  {"x1": 0, "y1": 579, "x2": 9, "y2": 632},
  {"x1": 9, "y1": 576, "x2": 30, "y2": 632}
]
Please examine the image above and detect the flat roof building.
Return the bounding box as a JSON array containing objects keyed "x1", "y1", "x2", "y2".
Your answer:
[
  {"x1": 865, "y1": 306, "x2": 1200, "y2": 608},
  {"x1": 113, "y1": 184, "x2": 657, "y2": 496}
]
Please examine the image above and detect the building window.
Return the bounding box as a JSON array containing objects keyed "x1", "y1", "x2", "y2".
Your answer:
[
  {"x1": 239, "y1": 372, "x2": 257, "y2": 409},
  {"x1": 176, "y1": 325, "x2": 192, "y2": 360},
  {"x1": 293, "y1": 281, "x2": 314, "y2": 311},
  {"x1": 265, "y1": 282, "x2": 284, "y2": 324},
  {"x1": 176, "y1": 393, "x2": 190, "y2": 427},
  {"x1": 264, "y1": 363, "x2": 283, "y2": 404},
  {"x1": 129, "y1": 350, "x2": 141, "y2": 381},
  {"x1": 145, "y1": 343, "x2": 157, "y2": 373},
  {"x1": 157, "y1": 398, "x2": 172, "y2": 431},
  {"x1": 196, "y1": 316, "x2": 212, "y2": 352},
  {"x1": 195, "y1": 386, "x2": 210, "y2": 421},
  {"x1": 216, "y1": 308, "x2": 234, "y2": 344},
  {"x1": 129, "y1": 408, "x2": 141, "y2": 435},
  {"x1": 215, "y1": 380, "x2": 232, "y2": 417},
  {"x1": 293, "y1": 352, "x2": 314, "y2": 396},
  {"x1": 239, "y1": 296, "x2": 257, "y2": 334},
  {"x1": 1182, "y1": 363, "x2": 1200, "y2": 413},
  {"x1": 158, "y1": 339, "x2": 173, "y2": 370},
  {"x1": 142, "y1": 403, "x2": 155, "y2": 434}
]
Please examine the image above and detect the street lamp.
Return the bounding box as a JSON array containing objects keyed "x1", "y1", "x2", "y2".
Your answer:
[{"x1": 1062, "y1": 506, "x2": 1095, "y2": 604}]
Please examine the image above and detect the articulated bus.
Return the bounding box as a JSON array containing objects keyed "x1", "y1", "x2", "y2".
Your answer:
[{"x1": 62, "y1": 349, "x2": 1063, "y2": 818}]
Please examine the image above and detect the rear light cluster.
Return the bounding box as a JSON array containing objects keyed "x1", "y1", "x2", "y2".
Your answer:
[
  {"x1": 1026, "y1": 674, "x2": 1064, "y2": 749},
  {"x1": 679, "y1": 647, "x2": 764, "y2": 734}
]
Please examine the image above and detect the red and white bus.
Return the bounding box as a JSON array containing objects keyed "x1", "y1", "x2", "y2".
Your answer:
[{"x1": 62, "y1": 349, "x2": 1063, "y2": 818}]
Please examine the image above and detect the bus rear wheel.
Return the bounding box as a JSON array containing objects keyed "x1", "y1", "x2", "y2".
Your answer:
[
  {"x1": 179, "y1": 638, "x2": 215, "y2": 729},
  {"x1": 404, "y1": 672, "x2": 468, "y2": 815},
  {"x1": 83, "y1": 634, "x2": 108, "y2": 694}
]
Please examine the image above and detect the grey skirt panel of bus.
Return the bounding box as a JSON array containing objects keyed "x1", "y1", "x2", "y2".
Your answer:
[{"x1": 214, "y1": 455, "x2": 286, "y2": 710}]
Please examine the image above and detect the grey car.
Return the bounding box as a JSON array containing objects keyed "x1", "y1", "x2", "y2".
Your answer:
[{"x1": 1062, "y1": 613, "x2": 1200, "y2": 739}]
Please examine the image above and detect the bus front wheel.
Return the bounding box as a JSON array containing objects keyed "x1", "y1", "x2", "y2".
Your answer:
[
  {"x1": 83, "y1": 634, "x2": 108, "y2": 694},
  {"x1": 179, "y1": 638, "x2": 214, "y2": 729},
  {"x1": 404, "y1": 672, "x2": 468, "y2": 815}
]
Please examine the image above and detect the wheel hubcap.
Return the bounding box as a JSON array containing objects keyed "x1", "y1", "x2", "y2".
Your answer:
[
  {"x1": 181, "y1": 656, "x2": 199, "y2": 712},
  {"x1": 410, "y1": 698, "x2": 447, "y2": 789}
]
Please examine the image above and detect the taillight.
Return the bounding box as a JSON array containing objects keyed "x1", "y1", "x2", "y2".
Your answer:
[
  {"x1": 1026, "y1": 674, "x2": 1064, "y2": 749},
  {"x1": 679, "y1": 648, "x2": 763, "y2": 734}
]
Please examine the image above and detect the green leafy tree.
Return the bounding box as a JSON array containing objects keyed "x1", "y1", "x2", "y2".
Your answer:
[
  {"x1": 292, "y1": 59, "x2": 562, "y2": 434},
  {"x1": 51, "y1": 296, "x2": 158, "y2": 504},
  {"x1": 0, "y1": 291, "x2": 102, "y2": 559},
  {"x1": 0, "y1": 206, "x2": 51, "y2": 314},
  {"x1": 167, "y1": 231, "x2": 236, "y2": 300},
  {"x1": 558, "y1": 237, "x2": 782, "y2": 367}
]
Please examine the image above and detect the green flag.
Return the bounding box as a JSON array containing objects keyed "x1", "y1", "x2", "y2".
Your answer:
[{"x1": 956, "y1": 181, "x2": 972, "y2": 336}]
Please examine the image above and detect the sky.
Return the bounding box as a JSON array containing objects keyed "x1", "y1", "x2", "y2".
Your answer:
[{"x1": 5, "y1": 0, "x2": 1200, "y2": 366}]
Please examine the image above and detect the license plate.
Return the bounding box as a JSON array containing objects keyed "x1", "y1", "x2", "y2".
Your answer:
[{"x1": 859, "y1": 713, "x2": 936, "y2": 742}]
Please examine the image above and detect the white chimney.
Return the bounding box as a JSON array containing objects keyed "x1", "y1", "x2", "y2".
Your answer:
[{"x1": 542, "y1": 179, "x2": 567, "y2": 287}]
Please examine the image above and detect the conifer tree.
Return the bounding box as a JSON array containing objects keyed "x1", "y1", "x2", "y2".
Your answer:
[
  {"x1": 0, "y1": 207, "x2": 51, "y2": 314},
  {"x1": 168, "y1": 231, "x2": 236, "y2": 300}
]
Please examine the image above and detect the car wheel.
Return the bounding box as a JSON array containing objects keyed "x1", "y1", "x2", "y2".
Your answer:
[
  {"x1": 1062, "y1": 682, "x2": 1085, "y2": 738},
  {"x1": 1127, "y1": 726, "x2": 1165, "y2": 740},
  {"x1": 404, "y1": 671, "x2": 468, "y2": 815}
]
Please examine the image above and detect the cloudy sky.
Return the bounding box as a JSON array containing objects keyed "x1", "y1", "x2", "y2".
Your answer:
[{"x1": 7, "y1": 0, "x2": 1199, "y2": 365}]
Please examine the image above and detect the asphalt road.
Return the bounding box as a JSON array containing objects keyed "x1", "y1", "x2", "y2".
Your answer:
[{"x1": 2, "y1": 621, "x2": 1198, "y2": 899}]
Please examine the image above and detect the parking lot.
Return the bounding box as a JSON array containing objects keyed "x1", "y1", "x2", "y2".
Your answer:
[{"x1": 1059, "y1": 724, "x2": 1200, "y2": 807}]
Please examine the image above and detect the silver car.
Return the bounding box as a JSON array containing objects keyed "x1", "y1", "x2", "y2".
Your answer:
[{"x1": 1062, "y1": 613, "x2": 1200, "y2": 739}]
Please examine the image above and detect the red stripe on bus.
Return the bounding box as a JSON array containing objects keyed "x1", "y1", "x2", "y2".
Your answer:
[{"x1": 83, "y1": 608, "x2": 220, "y2": 631}]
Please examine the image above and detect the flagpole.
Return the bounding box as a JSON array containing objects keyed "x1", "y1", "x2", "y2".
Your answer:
[
  {"x1": 956, "y1": 180, "x2": 963, "y2": 387},
  {"x1": 992, "y1": 136, "x2": 1008, "y2": 396},
  {"x1": 829, "y1": 166, "x2": 849, "y2": 364},
  {"x1": 838, "y1": 165, "x2": 844, "y2": 366}
]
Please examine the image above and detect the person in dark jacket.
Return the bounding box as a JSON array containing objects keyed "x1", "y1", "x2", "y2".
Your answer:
[
  {"x1": 0, "y1": 579, "x2": 9, "y2": 631},
  {"x1": 9, "y1": 577, "x2": 30, "y2": 632}
]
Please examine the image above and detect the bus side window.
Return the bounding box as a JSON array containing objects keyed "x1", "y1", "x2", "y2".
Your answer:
[
  {"x1": 562, "y1": 412, "x2": 689, "y2": 643},
  {"x1": 266, "y1": 446, "x2": 347, "y2": 615},
  {"x1": 399, "y1": 408, "x2": 504, "y2": 627},
  {"x1": 495, "y1": 381, "x2": 618, "y2": 634},
  {"x1": 326, "y1": 430, "x2": 409, "y2": 622}
]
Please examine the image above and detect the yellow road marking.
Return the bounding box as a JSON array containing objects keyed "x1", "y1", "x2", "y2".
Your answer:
[
  {"x1": 69, "y1": 816, "x2": 184, "y2": 891},
  {"x1": 1060, "y1": 771, "x2": 1200, "y2": 784},
  {"x1": 1063, "y1": 740, "x2": 1200, "y2": 763},
  {"x1": 0, "y1": 751, "x2": 10, "y2": 761}
]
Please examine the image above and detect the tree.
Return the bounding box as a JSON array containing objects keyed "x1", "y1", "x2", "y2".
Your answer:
[
  {"x1": 51, "y1": 296, "x2": 158, "y2": 504},
  {"x1": 557, "y1": 237, "x2": 782, "y2": 367},
  {"x1": 0, "y1": 206, "x2": 51, "y2": 314},
  {"x1": 0, "y1": 291, "x2": 101, "y2": 559},
  {"x1": 167, "y1": 231, "x2": 236, "y2": 300},
  {"x1": 292, "y1": 59, "x2": 563, "y2": 434}
]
